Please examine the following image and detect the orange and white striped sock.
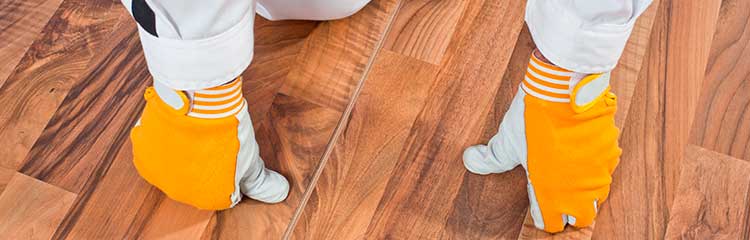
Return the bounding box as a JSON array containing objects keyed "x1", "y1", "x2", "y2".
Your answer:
[
  {"x1": 522, "y1": 53, "x2": 573, "y2": 102},
  {"x1": 188, "y1": 77, "x2": 246, "y2": 119}
]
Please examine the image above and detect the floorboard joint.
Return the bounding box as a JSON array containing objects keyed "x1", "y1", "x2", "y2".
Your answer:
[{"x1": 282, "y1": 0, "x2": 405, "y2": 238}]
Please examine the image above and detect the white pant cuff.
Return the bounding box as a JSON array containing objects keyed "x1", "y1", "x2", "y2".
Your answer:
[
  {"x1": 525, "y1": 5, "x2": 634, "y2": 73},
  {"x1": 138, "y1": 10, "x2": 255, "y2": 90}
]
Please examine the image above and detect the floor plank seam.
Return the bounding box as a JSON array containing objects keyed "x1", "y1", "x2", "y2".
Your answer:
[{"x1": 281, "y1": 1, "x2": 405, "y2": 238}]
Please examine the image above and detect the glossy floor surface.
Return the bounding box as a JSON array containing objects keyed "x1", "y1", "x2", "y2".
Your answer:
[{"x1": 0, "y1": 0, "x2": 748, "y2": 239}]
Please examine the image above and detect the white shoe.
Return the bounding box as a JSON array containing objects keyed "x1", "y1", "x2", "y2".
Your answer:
[
  {"x1": 464, "y1": 145, "x2": 517, "y2": 175},
  {"x1": 463, "y1": 145, "x2": 500, "y2": 175},
  {"x1": 241, "y1": 167, "x2": 290, "y2": 204}
]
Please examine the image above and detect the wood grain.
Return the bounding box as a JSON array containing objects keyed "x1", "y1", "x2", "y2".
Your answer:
[
  {"x1": 290, "y1": 50, "x2": 439, "y2": 239},
  {"x1": 442, "y1": 26, "x2": 533, "y2": 240},
  {"x1": 0, "y1": 0, "x2": 129, "y2": 170},
  {"x1": 279, "y1": 0, "x2": 400, "y2": 111},
  {"x1": 664, "y1": 145, "x2": 750, "y2": 239},
  {"x1": 17, "y1": 24, "x2": 149, "y2": 193},
  {"x1": 0, "y1": 166, "x2": 14, "y2": 193},
  {"x1": 0, "y1": 0, "x2": 64, "y2": 88},
  {"x1": 662, "y1": 0, "x2": 723, "y2": 208},
  {"x1": 690, "y1": 0, "x2": 750, "y2": 161},
  {"x1": 363, "y1": 0, "x2": 527, "y2": 238},
  {"x1": 210, "y1": 94, "x2": 341, "y2": 239},
  {"x1": 519, "y1": 215, "x2": 594, "y2": 240},
  {"x1": 592, "y1": 1, "x2": 671, "y2": 238},
  {"x1": 137, "y1": 198, "x2": 214, "y2": 240},
  {"x1": 0, "y1": 172, "x2": 76, "y2": 239},
  {"x1": 54, "y1": 140, "x2": 162, "y2": 239},
  {"x1": 243, "y1": 17, "x2": 318, "y2": 122},
  {"x1": 0, "y1": 0, "x2": 748, "y2": 238},
  {"x1": 611, "y1": 0, "x2": 661, "y2": 127},
  {"x1": 383, "y1": 0, "x2": 467, "y2": 64}
]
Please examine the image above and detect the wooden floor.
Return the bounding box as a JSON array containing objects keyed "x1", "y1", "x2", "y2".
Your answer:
[{"x1": 0, "y1": 0, "x2": 748, "y2": 239}]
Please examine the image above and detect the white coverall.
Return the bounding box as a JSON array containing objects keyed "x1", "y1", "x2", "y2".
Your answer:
[{"x1": 121, "y1": 0, "x2": 653, "y2": 225}]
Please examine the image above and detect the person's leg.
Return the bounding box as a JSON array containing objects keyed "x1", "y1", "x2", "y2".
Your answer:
[
  {"x1": 256, "y1": 0, "x2": 372, "y2": 21},
  {"x1": 122, "y1": 0, "x2": 289, "y2": 209},
  {"x1": 526, "y1": 0, "x2": 654, "y2": 73},
  {"x1": 464, "y1": 0, "x2": 653, "y2": 233}
]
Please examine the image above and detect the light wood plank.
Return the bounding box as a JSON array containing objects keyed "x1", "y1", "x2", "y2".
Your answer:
[
  {"x1": 611, "y1": 0, "x2": 661, "y2": 127},
  {"x1": 290, "y1": 50, "x2": 439, "y2": 239},
  {"x1": 137, "y1": 198, "x2": 214, "y2": 240},
  {"x1": 664, "y1": 145, "x2": 750, "y2": 239},
  {"x1": 662, "y1": 0, "x2": 723, "y2": 208},
  {"x1": 382, "y1": 0, "x2": 467, "y2": 64},
  {"x1": 279, "y1": 0, "x2": 401, "y2": 111},
  {"x1": 0, "y1": 0, "x2": 64, "y2": 88},
  {"x1": 0, "y1": 166, "x2": 14, "y2": 193},
  {"x1": 0, "y1": 172, "x2": 76, "y2": 239},
  {"x1": 591, "y1": 0, "x2": 672, "y2": 238},
  {"x1": 363, "y1": 0, "x2": 527, "y2": 237},
  {"x1": 690, "y1": 0, "x2": 750, "y2": 161}
]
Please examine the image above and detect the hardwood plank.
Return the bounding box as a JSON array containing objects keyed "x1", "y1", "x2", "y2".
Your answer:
[
  {"x1": 690, "y1": 0, "x2": 750, "y2": 161},
  {"x1": 32, "y1": 26, "x2": 159, "y2": 240},
  {"x1": 442, "y1": 26, "x2": 534, "y2": 240},
  {"x1": 17, "y1": 24, "x2": 149, "y2": 193},
  {"x1": 55, "y1": 140, "x2": 162, "y2": 239},
  {"x1": 592, "y1": 1, "x2": 670, "y2": 238},
  {"x1": 278, "y1": 0, "x2": 400, "y2": 111},
  {"x1": 243, "y1": 17, "x2": 318, "y2": 122},
  {"x1": 0, "y1": 166, "x2": 14, "y2": 193},
  {"x1": 210, "y1": 94, "x2": 341, "y2": 239},
  {"x1": 362, "y1": 0, "x2": 527, "y2": 238},
  {"x1": 662, "y1": 0, "x2": 723, "y2": 208},
  {"x1": 611, "y1": 0, "x2": 661, "y2": 127},
  {"x1": 200, "y1": 213, "x2": 219, "y2": 240},
  {"x1": 0, "y1": 0, "x2": 129, "y2": 170},
  {"x1": 0, "y1": 172, "x2": 76, "y2": 239},
  {"x1": 137, "y1": 198, "x2": 214, "y2": 240},
  {"x1": 664, "y1": 145, "x2": 750, "y2": 239},
  {"x1": 382, "y1": 0, "x2": 467, "y2": 64},
  {"x1": 0, "y1": 0, "x2": 64, "y2": 88},
  {"x1": 446, "y1": 170, "x2": 529, "y2": 240},
  {"x1": 290, "y1": 50, "x2": 439, "y2": 239}
]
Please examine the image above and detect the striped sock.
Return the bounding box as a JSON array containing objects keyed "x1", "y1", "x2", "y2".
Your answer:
[
  {"x1": 522, "y1": 53, "x2": 573, "y2": 103},
  {"x1": 188, "y1": 77, "x2": 246, "y2": 119}
]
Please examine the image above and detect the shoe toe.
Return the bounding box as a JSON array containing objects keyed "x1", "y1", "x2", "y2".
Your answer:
[
  {"x1": 247, "y1": 169, "x2": 290, "y2": 204},
  {"x1": 463, "y1": 145, "x2": 493, "y2": 175}
]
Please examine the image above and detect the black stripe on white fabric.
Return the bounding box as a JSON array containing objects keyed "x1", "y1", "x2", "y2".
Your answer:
[{"x1": 132, "y1": 0, "x2": 158, "y2": 37}]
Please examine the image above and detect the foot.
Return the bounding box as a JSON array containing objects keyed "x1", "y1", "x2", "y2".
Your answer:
[
  {"x1": 243, "y1": 168, "x2": 290, "y2": 204},
  {"x1": 463, "y1": 144, "x2": 507, "y2": 175}
]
